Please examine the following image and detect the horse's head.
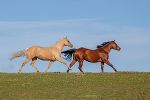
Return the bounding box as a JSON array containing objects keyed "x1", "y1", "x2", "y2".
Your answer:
[
  {"x1": 63, "y1": 36, "x2": 73, "y2": 48},
  {"x1": 111, "y1": 40, "x2": 121, "y2": 51}
]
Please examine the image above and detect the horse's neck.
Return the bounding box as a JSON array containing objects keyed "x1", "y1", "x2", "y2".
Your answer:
[
  {"x1": 101, "y1": 44, "x2": 112, "y2": 53},
  {"x1": 53, "y1": 41, "x2": 65, "y2": 51}
]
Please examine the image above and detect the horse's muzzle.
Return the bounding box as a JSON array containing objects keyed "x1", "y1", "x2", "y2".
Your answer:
[
  {"x1": 117, "y1": 47, "x2": 121, "y2": 51},
  {"x1": 70, "y1": 44, "x2": 73, "y2": 48}
]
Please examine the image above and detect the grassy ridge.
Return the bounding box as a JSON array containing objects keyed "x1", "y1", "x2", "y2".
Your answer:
[{"x1": 0, "y1": 72, "x2": 150, "y2": 100}]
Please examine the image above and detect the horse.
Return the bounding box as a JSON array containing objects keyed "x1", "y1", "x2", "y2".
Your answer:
[
  {"x1": 62, "y1": 40, "x2": 121, "y2": 73},
  {"x1": 10, "y1": 36, "x2": 73, "y2": 73}
]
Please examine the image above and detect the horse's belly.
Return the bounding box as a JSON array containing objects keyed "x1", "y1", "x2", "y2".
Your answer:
[
  {"x1": 36, "y1": 53, "x2": 56, "y2": 61},
  {"x1": 85, "y1": 55, "x2": 101, "y2": 63},
  {"x1": 85, "y1": 58, "x2": 101, "y2": 63},
  {"x1": 38, "y1": 56, "x2": 56, "y2": 61}
]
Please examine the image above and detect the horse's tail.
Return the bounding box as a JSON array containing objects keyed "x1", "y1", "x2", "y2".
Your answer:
[
  {"x1": 10, "y1": 48, "x2": 28, "y2": 60},
  {"x1": 61, "y1": 48, "x2": 77, "y2": 61}
]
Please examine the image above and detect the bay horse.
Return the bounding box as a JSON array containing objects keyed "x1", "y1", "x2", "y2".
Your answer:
[
  {"x1": 62, "y1": 40, "x2": 121, "y2": 73},
  {"x1": 10, "y1": 36, "x2": 73, "y2": 73}
]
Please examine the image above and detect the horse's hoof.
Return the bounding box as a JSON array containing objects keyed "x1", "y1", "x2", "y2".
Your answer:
[
  {"x1": 67, "y1": 68, "x2": 71, "y2": 73},
  {"x1": 67, "y1": 70, "x2": 70, "y2": 73}
]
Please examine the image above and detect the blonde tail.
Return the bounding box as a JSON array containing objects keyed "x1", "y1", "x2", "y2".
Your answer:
[{"x1": 10, "y1": 48, "x2": 28, "y2": 60}]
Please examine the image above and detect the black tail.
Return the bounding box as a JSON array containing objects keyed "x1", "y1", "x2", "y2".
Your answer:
[{"x1": 61, "y1": 48, "x2": 76, "y2": 61}]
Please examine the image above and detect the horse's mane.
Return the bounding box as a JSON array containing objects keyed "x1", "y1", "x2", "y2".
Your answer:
[
  {"x1": 55, "y1": 39, "x2": 63, "y2": 44},
  {"x1": 97, "y1": 41, "x2": 113, "y2": 48},
  {"x1": 53, "y1": 38, "x2": 65, "y2": 46}
]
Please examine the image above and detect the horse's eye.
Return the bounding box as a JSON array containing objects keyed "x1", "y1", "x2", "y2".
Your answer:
[{"x1": 68, "y1": 40, "x2": 70, "y2": 42}]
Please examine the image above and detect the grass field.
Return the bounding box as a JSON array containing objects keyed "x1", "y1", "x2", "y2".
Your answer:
[{"x1": 0, "y1": 72, "x2": 150, "y2": 100}]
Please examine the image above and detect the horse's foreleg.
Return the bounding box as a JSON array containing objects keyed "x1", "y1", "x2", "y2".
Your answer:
[
  {"x1": 67, "y1": 60, "x2": 76, "y2": 73},
  {"x1": 104, "y1": 60, "x2": 117, "y2": 72},
  {"x1": 45, "y1": 61, "x2": 54, "y2": 72},
  {"x1": 101, "y1": 62, "x2": 104, "y2": 73},
  {"x1": 57, "y1": 58, "x2": 71, "y2": 69},
  {"x1": 18, "y1": 58, "x2": 30, "y2": 73},
  {"x1": 30, "y1": 58, "x2": 39, "y2": 72}
]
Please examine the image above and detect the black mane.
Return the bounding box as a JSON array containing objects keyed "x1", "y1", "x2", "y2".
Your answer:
[{"x1": 97, "y1": 41, "x2": 113, "y2": 48}]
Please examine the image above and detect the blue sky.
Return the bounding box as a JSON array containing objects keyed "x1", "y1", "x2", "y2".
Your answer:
[{"x1": 0, "y1": 0, "x2": 150, "y2": 73}]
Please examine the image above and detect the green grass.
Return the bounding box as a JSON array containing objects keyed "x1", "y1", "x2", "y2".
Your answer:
[{"x1": 0, "y1": 72, "x2": 150, "y2": 100}]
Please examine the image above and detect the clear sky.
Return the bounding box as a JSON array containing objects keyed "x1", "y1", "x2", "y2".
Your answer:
[{"x1": 0, "y1": 0, "x2": 150, "y2": 73}]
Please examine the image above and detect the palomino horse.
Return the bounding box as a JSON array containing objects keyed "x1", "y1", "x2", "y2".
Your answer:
[
  {"x1": 11, "y1": 36, "x2": 73, "y2": 73},
  {"x1": 62, "y1": 40, "x2": 121, "y2": 73}
]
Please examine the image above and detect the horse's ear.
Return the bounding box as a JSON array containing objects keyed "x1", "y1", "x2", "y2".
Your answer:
[{"x1": 113, "y1": 40, "x2": 115, "y2": 42}]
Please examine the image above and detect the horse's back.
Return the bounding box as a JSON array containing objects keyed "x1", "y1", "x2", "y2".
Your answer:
[
  {"x1": 77, "y1": 47, "x2": 88, "y2": 52},
  {"x1": 27, "y1": 46, "x2": 49, "y2": 52},
  {"x1": 75, "y1": 47, "x2": 91, "y2": 55}
]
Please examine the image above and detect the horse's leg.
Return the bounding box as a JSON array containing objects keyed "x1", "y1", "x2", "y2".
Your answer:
[
  {"x1": 104, "y1": 60, "x2": 117, "y2": 72},
  {"x1": 101, "y1": 62, "x2": 104, "y2": 73},
  {"x1": 30, "y1": 58, "x2": 39, "y2": 72},
  {"x1": 78, "y1": 61, "x2": 84, "y2": 74},
  {"x1": 45, "y1": 61, "x2": 54, "y2": 72},
  {"x1": 56, "y1": 57, "x2": 71, "y2": 69},
  {"x1": 18, "y1": 58, "x2": 30, "y2": 73},
  {"x1": 67, "y1": 60, "x2": 76, "y2": 73}
]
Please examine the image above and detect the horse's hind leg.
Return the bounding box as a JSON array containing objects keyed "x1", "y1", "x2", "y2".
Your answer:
[
  {"x1": 18, "y1": 58, "x2": 30, "y2": 73},
  {"x1": 67, "y1": 60, "x2": 77, "y2": 73},
  {"x1": 30, "y1": 58, "x2": 39, "y2": 72},
  {"x1": 104, "y1": 60, "x2": 117, "y2": 72},
  {"x1": 78, "y1": 61, "x2": 84, "y2": 74}
]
